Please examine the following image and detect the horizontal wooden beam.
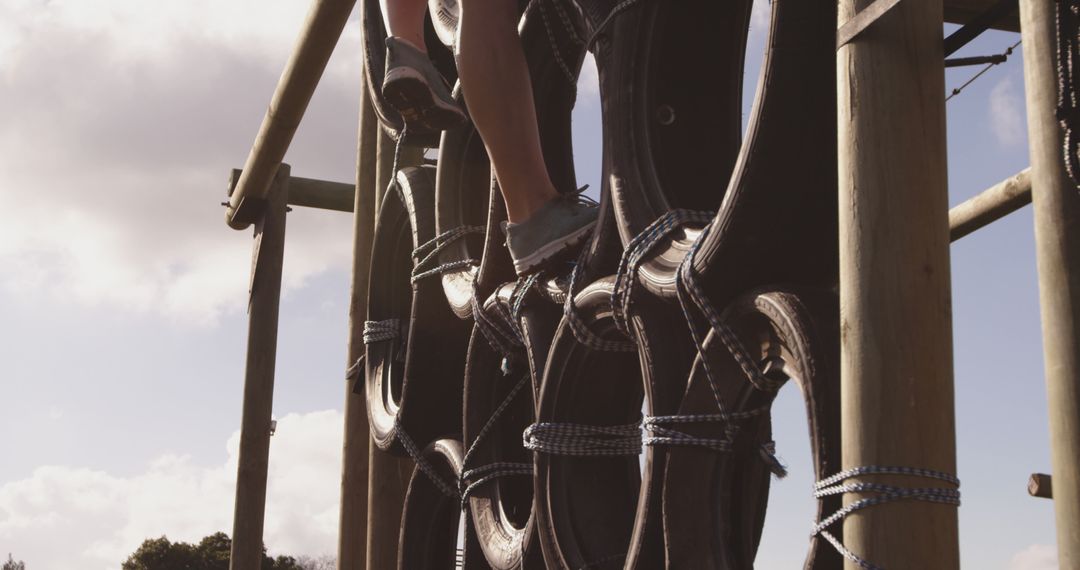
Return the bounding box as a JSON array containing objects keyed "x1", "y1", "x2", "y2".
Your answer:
[
  {"x1": 224, "y1": 0, "x2": 357, "y2": 230},
  {"x1": 230, "y1": 169, "x2": 355, "y2": 213},
  {"x1": 949, "y1": 168, "x2": 1031, "y2": 241},
  {"x1": 944, "y1": 0, "x2": 1019, "y2": 32}
]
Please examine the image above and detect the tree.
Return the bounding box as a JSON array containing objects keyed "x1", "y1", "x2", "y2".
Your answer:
[
  {"x1": 295, "y1": 555, "x2": 335, "y2": 570},
  {"x1": 122, "y1": 533, "x2": 308, "y2": 570},
  {"x1": 2, "y1": 554, "x2": 26, "y2": 570}
]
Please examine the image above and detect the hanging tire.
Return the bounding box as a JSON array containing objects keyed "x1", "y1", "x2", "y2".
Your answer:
[
  {"x1": 366, "y1": 166, "x2": 471, "y2": 454},
  {"x1": 531, "y1": 276, "x2": 644, "y2": 569},
  {"x1": 684, "y1": 0, "x2": 839, "y2": 308},
  {"x1": 398, "y1": 438, "x2": 488, "y2": 569},
  {"x1": 660, "y1": 288, "x2": 841, "y2": 569},
  {"x1": 597, "y1": 0, "x2": 751, "y2": 249},
  {"x1": 595, "y1": 0, "x2": 838, "y2": 306},
  {"x1": 462, "y1": 281, "x2": 561, "y2": 569}
]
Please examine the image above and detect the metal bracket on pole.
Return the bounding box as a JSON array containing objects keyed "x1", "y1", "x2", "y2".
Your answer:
[{"x1": 837, "y1": 0, "x2": 903, "y2": 49}]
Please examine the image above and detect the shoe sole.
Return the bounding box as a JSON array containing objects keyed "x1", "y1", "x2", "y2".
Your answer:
[
  {"x1": 383, "y1": 67, "x2": 467, "y2": 131},
  {"x1": 513, "y1": 220, "x2": 598, "y2": 276}
]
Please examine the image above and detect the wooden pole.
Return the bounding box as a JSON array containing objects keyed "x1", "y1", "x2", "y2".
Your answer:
[
  {"x1": 949, "y1": 168, "x2": 1032, "y2": 241},
  {"x1": 229, "y1": 165, "x2": 290, "y2": 570},
  {"x1": 836, "y1": 0, "x2": 959, "y2": 567},
  {"x1": 338, "y1": 73, "x2": 379, "y2": 570},
  {"x1": 225, "y1": 0, "x2": 356, "y2": 230},
  {"x1": 365, "y1": 130, "x2": 421, "y2": 570},
  {"x1": 1020, "y1": 2, "x2": 1080, "y2": 565}
]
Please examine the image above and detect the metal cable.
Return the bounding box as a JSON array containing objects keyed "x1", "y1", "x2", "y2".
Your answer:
[
  {"x1": 812, "y1": 466, "x2": 962, "y2": 569},
  {"x1": 946, "y1": 40, "x2": 1020, "y2": 102}
]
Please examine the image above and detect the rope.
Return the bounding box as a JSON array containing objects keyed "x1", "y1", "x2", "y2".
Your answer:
[
  {"x1": 410, "y1": 225, "x2": 485, "y2": 283},
  {"x1": 363, "y1": 319, "x2": 403, "y2": 344},
  {"x1": 472, "y1": 284, "x2": 525, "y2": 359},
  {"x1": 537, "y1": 0, "x2": 580, "y2": 86},
  {"x1": 394, "y1": 418, "x2": 460, "y2": 499},
  {"x1": 945, "y1": 40, "x2": 1020, "y2": 102},
  {"x1": 460, "y1": 372, "x2": 534, "y2": 506},
  {"x1": 611, "y1": 209, "x2": 715, "y2": 337},
  {"x1": 561, "y1": 248, "x2": 636, "y2": 352},
  {"x1": 524, "y1": 421, "x2": 643, "y2": 456},
  {"x1": 584, "y1": 0, "x2": 648, "y2": 50},
  {"x1": 1058, "y1": 0, "x2": 1080, "y2": 188},
  {"x1": 812, "y1": 466, "x2": 961, "y2": 569}
]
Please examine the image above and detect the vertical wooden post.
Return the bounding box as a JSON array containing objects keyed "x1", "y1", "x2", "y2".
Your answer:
[
  {"x1": 229, "y1": 164, "x2": 290, "y2": 570},
  {"x1": 836, "y1": 1, "x2": 959, "y2": 568},
  {"x1": 1020, "y1": 2, "x2": 1080, "y2": 565},
  {"x1": 366, "y1": 131, "x2": 421, "y2": 570},
  {"x1": 338, "y1": 73, "x2": 379, "y2": 570}
]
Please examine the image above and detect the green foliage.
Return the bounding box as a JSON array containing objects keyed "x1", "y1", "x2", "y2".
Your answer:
[
  {"x1": 2, "y1": 554, "x2": 26, "y2": 570},
  {"x1": 121, "y1": 533, "x2": 314, "y2": 570}
]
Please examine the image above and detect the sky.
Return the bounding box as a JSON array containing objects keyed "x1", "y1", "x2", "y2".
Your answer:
[{"x1": 0, "y1": 1, "x2": 1062, "y2": 569}]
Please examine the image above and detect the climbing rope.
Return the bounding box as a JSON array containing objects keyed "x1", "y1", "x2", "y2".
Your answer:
[
  {"x1": 812, "y1": 466, "x2": 961, "y2": 569},
  {"x1": 562, "y1": 254, "x2": 636, "y2": 352},
  {"x1": 410, "y1": 225, "x2": 485, "y2": 284},
  {"x1": 611, "y1": 209, "x2": 715, "y2": 338},
  {"x1": 524, "y1": 421, "x2": 643, "y2": 456},
  {"x1": 1058, "y1": 0, "x2": 1080, "y2": 188},
  {"x1": 363, "y1": 318, "x2": 403, "y2": 344},
  {"x1": 394, "y1": 418, "x2": 460, "y2": 499},
  {"x1": 460, "y1": 372, "x2": 534, "y2": 507}
]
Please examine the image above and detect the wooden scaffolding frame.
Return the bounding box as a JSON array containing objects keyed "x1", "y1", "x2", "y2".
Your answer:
[{"x1": 219, "y1": 0, "x2": 1080, "y2": 568}]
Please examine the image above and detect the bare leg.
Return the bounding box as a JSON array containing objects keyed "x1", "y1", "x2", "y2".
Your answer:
[
  {"x1": 457, "y1": 0, "x2": 559, "y2": 223},
  {"x1": 381, "y1": 0, "x2": 428, "y2": 51}
]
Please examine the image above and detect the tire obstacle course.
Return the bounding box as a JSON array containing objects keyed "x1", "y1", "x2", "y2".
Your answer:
[{"x1": 221, "y1": 0, "x2": 1080, "y2": 568}]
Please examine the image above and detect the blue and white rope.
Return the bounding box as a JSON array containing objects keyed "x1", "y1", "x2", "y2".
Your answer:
[
  {"x1": 363, "y1": 319, "x2": 403, "y2": 344},
  {"x1": 411, "y1": 225, "x2": 485, "y2": 284},
  {"x1": 524, "y1": 421, "x2": 643, "y2": 456},
  {"x1": 460, "y1": 372, "x2": 534, "y2": 506},
  {"x1": 812, "y1": 466, "x2": 961, "y2": 569}
]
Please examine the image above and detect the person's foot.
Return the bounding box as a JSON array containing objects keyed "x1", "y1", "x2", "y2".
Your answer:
[
  {"x1": 382, "y1": 37, "x2": 467, "y2": 131},
  {"x1": 503, "y1": 195, "x2": 598, "y2": 275}
]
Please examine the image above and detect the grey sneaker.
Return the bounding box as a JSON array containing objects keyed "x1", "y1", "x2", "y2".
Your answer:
[
  {"x1": 383, "y1": 37, "x2": 467, "y2": 131},
  {"x1": 504, "y1": 195, "x2": 599, "y2": 275}
]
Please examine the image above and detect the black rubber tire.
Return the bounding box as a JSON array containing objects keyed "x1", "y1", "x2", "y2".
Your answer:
[
  {"x1": 684, "y1": 0, "x2": 839, "y2": 309},
  {"x1": 532, "y1": 276, "x2": 645, "y2": 569},
  {"x1": 463, "y1": 281, "x2": 561, "y2": 569},
  {"x1": 593, "y1": 0, "x2": 838, "y2": 306},
  {"x1": 360, "y1": 0, "x2": 461, "y2": 147},
  {"x1": 398, "y1": 438, "x2": 488, "y2": 569},
  {"x1": 660, "y1": 288, "x2": 841, "y2": 569},
  {"x1": 596, "y1": 0, "x2": 751, "y2": 247},
  {"x1": 366, "y1": 166, "x2": 472, "y2": 454}
]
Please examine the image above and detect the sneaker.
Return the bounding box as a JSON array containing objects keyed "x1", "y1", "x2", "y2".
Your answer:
[
  {"x1": 383, "y1": 37, "x2": 467, "y2": 131},
  {"x1": 503, "y1": 194, "x2": 599, "y2": 275}
]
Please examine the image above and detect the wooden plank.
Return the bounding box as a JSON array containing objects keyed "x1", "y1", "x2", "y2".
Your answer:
[
  {"x1": 949, "y1": 168, "x2": 1031, "y2": 241},
  {"x1": 337, "y1": 71, "x2": 378, "y2": 570},
  {"x1": 229, "y1": 165, "x2": 289, "y2": 570},
  {"x1": 225, "y1": 0, "x2": 356, "y2": 229},
  {"x1": 837, "y1": 0, "x2": 959, "y2": 567},
  {"x1": 944, "y1": 0, "x2": 1019, "y2": 32},
  {"x1": 1020, "y1": 1, "x2": 1080, "y2": 566}
]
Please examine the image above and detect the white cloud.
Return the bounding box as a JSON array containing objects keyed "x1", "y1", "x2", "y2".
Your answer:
[
  {"x1": 0, "y1": 410, "x2": 344, "y2": 570},
  {"x1": 751, "y1": 0, "x2": 771, "y2": 34},
  {"x1": 990, "y1": 76, "x2": 1026, "y2": 148},
  {"x1": 1009, "y1": 543, "x2": 1058, "y2": 570},
  {"x1": 0, "y1": 0, "x2": 362, "y2": 325}
]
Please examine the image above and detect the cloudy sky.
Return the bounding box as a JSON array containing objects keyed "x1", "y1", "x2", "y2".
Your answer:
[{"x1": 0, "y1": 1, "x2": 1061, "y2": 569}]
